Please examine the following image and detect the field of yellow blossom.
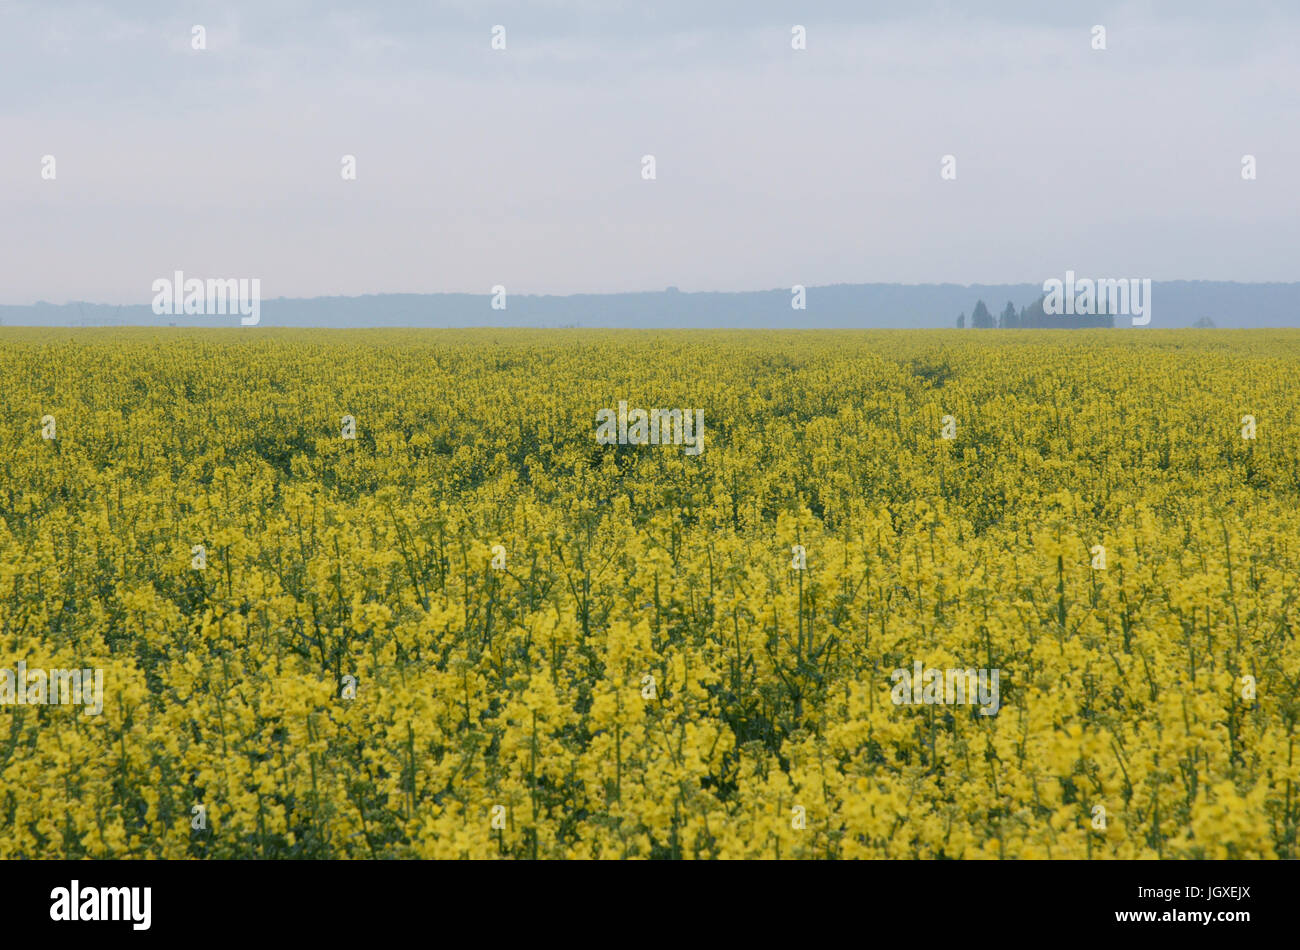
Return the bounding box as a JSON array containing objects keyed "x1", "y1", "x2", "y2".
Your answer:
[{"x1": 1, "y1": 327, "x2": 1297, "y2": 859}]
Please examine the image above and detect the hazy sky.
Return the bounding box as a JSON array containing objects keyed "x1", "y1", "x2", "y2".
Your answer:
[{"x1": 2, "y1": 0, "x2": 1298, "y2": 304}]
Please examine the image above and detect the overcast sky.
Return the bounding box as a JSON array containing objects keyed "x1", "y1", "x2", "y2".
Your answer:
[{"x1": 2, "y1": 0, "x2": 1298, "y2": 304}]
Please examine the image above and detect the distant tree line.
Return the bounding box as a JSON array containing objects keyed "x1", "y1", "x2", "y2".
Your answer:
[{"x1": 956, "y1": 297, "x2": 1115, "y2": 329}]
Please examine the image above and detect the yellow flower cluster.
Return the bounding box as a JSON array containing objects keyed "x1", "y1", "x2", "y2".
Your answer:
[{"x1": 0, "y1": 327, "x2": 1296, "y2": 859}]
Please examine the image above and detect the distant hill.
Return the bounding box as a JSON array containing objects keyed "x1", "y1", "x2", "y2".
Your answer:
[{"x1": 2, "y1": 282, "x2": 1296, "y2": 328}]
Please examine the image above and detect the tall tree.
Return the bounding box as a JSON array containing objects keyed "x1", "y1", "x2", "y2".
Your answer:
[
  {"x1": 1001, "y1": 301, "x2": 1018, "y2": 329},
  {"x1": 1020, "y1": 295, "x2": 1046, "y2": 328},
  {"x1": 970, "y1": 299, "x2": 994, "y2": 329}
]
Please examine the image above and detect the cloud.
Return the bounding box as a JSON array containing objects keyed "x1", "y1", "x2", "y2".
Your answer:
[{"x1": 1, "y1": 0, "x2": 1298, "y2": 302}]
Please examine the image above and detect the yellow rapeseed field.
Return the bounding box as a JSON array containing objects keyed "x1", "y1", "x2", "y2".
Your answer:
[{"x1": 1, "y1": 327, "x2": 1297, "y2": 859}]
